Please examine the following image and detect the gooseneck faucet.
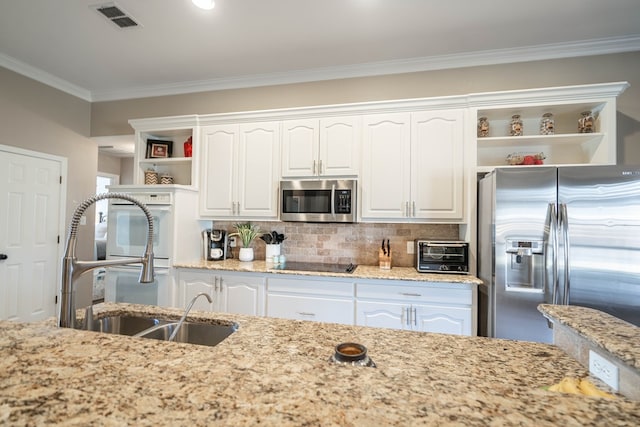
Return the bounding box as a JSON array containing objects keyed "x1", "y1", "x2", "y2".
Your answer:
[
  {"x1": 58, "y1": 193, "x2": 155, "y2": 328},
  {"x1": 168, "y1": 292, "x2": 213, "y2": 342}
]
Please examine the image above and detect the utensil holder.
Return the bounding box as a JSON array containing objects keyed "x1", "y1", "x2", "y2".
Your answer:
[
  {"x1": 265, "y1": 244, "x2": 281, "y2": 263},
  {"x1": 379, "y1": 248, "x2": 391, "y2": 270}
]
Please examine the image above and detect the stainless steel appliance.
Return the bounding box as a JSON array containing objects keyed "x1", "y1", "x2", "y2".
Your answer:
[
  {"x1": 202, "y1": 229, "x2": 228, "y2": 261},
  {"x1": 415, "y1": 240, "x2": 469, "y2": 274},
  {"x1": 478, "y1": 166, "x2": 640, "y2": 343},
  {"x1": 280, "y1": 179, "x2": 357, "y2": 223}
]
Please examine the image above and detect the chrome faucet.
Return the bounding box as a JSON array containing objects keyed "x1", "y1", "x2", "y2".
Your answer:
[
  {"x1": 168, "y1": 292, "x2": 213, "y2": 342},
  {"x1": 58, "y1": 193, "x2": 155, "y2": 328}
]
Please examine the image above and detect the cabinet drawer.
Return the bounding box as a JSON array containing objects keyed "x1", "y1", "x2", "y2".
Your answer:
[
  {"x1": 356, "y1": 282, "x2": 472, "y2": 305},
  {"x1": 267, "y1": 294, "x2": 354, "y2": 324},
  {"x1": 267, "y1": 276, "x2": 354, "y2": 297}
]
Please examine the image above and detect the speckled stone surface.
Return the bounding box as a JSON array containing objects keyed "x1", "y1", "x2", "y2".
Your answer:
[
  {"x1": 539, "y1": 304, "x2": 640, "y2": 371},
  {"x1": 174, "y1": 259, "x2": 483, "y2": 285},
  {"x1": 1, "y1": 303, "x2": 639, "y2": 426}
]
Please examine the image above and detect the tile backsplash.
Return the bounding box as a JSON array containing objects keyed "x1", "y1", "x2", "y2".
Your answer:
[{"x1": 213, "y1": 221, "x2": 459, "y2": 267}]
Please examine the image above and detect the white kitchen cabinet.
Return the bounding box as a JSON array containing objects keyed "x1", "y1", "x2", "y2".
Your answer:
[
  {"x1": 266, "y1": 276, "x2": 355, "y2": 324},
  {"x1": 470, "y1": 82, "x2": 628, "y2": 172},
  {"x1": 218, "y1": 273, "x2": 265, "y2": 316},
  {"x1": 130, "y1": 115, "x2": 199, "y2": 187},
  {"x1": 281, "y1": 117, "x2": 360, "y2": 177},
  {"x1": 361, "y1": 110, "x2": 464, "y2": 221},
  {"x1": 175, "y1": 269, "x2": 217, "y2": 311},
  {"x1": 176, "y1": 269, "x2": 265, "y2": 316},
  {"x1": 361, "y1": 113, "x2": 411, "y2": 219},
  {"x1": 199, "y1": 122, "x2": 280, "y2": 219},
  {"x1": 355, "y1": 281, "x2": 475, "y2": 335},
  {"x1": 356, "y1": 300, "x2": 471, "y2": 335}
]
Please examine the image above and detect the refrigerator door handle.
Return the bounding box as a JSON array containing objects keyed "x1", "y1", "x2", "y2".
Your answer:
[
  {"x1": 548, "y1": 203, "x2": 560, "y2": 305},
  {"x1": 560, "y1": 203, "x2": 571, "y2": 305}
]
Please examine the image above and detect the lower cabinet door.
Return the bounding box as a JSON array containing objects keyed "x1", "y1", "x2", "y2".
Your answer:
[
  {"x1": 355, "y1": 300, "x2": 408, "y2": 330},
  {"x1": 176, "y1": 270, "x2": 216, "y2": 311},
  {"x1": 267, "y1": 294, "x2": 354, "y2": 325},
  {"x1": 413, "y1": 304, "x2": 472, "y2": 335},
  {"x1": 219, "y1": 274, "x2": 265, "y2": 316}
]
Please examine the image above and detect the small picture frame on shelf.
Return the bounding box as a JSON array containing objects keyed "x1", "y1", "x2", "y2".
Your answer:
[{"x1": 146, "y1": 139, "x2": 173, "y2": 159}]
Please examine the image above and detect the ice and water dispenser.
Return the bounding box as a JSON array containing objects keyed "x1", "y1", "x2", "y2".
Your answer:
[{"x1": 504, "y1": 239, "x2": 545, "y2": 292}]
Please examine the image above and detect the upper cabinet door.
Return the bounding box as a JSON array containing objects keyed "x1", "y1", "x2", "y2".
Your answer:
[
  {"x1": 281, "y1": 116, "x2": 360, "y2": 178},
  {"x1": 361, "y1": 113, "x2": 411, "y2": 219},
  {"x1": 199, "y1": 124, "x2": 238, "y2": 217},
  {"x1": 319, "y1": 116, "x2": 360, "y2": 176},
  {"x1": 237, "y1": 122, "x2": 281, "y2": 218},
  {"x1": 411, "y1": 110, "x2": 464, "y2": 220},
  {"x1": 281, "y1": 119, "x2": 318, "y2": 177}
]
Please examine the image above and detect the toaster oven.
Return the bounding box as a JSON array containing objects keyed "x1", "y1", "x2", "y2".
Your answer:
[{"x1": 415, "y1": 240, "x2": 469, "y2": 274}]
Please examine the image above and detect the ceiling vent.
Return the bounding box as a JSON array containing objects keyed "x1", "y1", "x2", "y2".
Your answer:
[{"x1": 92, "y1": 2, "x2": 140, "y2": 29}]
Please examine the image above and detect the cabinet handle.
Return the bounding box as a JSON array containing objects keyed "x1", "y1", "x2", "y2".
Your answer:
[
  {"x1": 297, "y1": 312, "x2": 316, "y2": 317},
  {"x1": 401, "y1": 307, "x2": 406, "y2": 325},
  {"x1": 399, "y1": 292, "x2": 421, "y2": 297},
  {"x1": 412, "y1": 201, "x2": 416, "y2": 217},
  {"x1": 318, "y1": 159, "x2": 323, "y2": 175},
  {"x1": 236, "y1": 202, "x2": 240, "y2": 215},
  {"x1": 312, "y1": 160, "x2": 317, "y2": 175},
  {"x1": 413, "y1": 307, "x2": 417, "y2": 326},
  {"x1": 405, "y1": 201, "x2": 409, "y2": 217}
]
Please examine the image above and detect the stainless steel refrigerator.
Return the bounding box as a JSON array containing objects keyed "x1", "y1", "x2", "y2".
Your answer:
[{"x1": 478, "y1": 165, "x2": 640, "y2": 343}]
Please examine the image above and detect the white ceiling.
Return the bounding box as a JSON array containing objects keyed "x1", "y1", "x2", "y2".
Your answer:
[{"x1": 1, "y1": 0, "x2": 639, "y2": 105}]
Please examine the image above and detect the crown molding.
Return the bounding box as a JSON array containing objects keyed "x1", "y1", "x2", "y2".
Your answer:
[
  {"x1": 2, "y1": 35, "x2": 639, "y2": 102},
  {"x1": 0, "y1": 53, "x2": 92, "y2": 101}
]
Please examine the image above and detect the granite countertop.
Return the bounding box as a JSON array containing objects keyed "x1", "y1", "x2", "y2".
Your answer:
[
  {"x1": 174, "y1": 259, "x2": 483, "y2": 285},
  {"x1": 539, "y1": 304, "x2": 640, "y2": 371},
  {"x1": 2, "y1": 303, "x2": 639, "y2": 425}
]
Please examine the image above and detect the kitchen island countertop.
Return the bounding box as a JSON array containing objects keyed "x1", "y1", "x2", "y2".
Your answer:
[
  {"x1": 1, "y1": 303, "x2": 639, "y2": 426},
  {"x1": 174, "y1": 259, "x2": 483, "y2": 285}
]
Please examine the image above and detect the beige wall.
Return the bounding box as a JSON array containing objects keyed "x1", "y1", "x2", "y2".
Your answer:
[
  {"x1": 0, "y1": 66, "x2": 96, "y2": 305},
  {"x1": 91, "y1": 51, "x2": 640, "y2": 164},
  {"x1": 97, "y1": 152, "x2": 122, "y2": 177}
]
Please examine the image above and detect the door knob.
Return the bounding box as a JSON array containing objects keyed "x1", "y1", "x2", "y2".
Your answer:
[{"x1": 0, "y1": 254, "x2": 7, "y2": 260}]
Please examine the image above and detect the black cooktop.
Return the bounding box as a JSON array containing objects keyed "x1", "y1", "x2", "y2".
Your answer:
[{"x1": 274, "y1": 261, "x2": 357, "y2": 274}]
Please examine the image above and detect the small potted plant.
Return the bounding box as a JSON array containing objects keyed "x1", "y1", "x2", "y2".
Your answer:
[{"x1": 231, "y1": 222, "x2": 262, "y2": 262}]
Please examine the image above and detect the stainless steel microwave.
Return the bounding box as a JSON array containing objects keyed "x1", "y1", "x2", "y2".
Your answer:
[{"x1": 280, "y1": 179, "x2": 357, "y2": 223}]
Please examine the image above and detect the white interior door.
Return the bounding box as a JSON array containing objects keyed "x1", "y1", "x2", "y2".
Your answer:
[{"x1": 0, "y1": 145, "x2": 66, "y2": 322}]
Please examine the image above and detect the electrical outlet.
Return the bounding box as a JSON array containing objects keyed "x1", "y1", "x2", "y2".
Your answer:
[
  {"x1": 406, "y1": 241, "x2": 414, "y2": 254},
  {"x1": 228, "y1": 236, "x2": 237, "y2": 248},
  {"x1": 589, "y1": 350, "x2": 619, "y2": 390}
]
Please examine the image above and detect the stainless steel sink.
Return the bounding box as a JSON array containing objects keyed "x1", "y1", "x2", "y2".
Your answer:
[{"x1": 88, "y1": 315, "x2": 237, "y2": 347}]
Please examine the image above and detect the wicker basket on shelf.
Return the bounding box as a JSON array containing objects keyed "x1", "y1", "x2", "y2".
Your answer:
[{"x1": 144, "y1": 170, "x2": 158, "y2": 185}]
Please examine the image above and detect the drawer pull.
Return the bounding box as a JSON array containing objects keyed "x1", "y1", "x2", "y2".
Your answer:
[
  {"x1": 399, "y1": 292, "x2": 421, "y2": 297},
  {"x1": 297, "y1": 312, "x2": 316, "y2": 317}
]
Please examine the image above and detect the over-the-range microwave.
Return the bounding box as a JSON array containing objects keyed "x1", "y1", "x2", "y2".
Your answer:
[{"x1": 280, "y1": 179, "x2": 357, "y2": 223}]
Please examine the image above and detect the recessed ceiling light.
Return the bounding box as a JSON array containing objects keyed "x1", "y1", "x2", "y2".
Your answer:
[{"x1": 192, "y1": 0, "x2": 215, "y2": 10}]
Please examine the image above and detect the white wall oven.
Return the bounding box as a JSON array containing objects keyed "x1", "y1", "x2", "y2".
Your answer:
[
  {"x1": 106, "y1": 192, "x2": 172, "y2": 268},
  {"x1": 105, "y1": 191, "x2": 174, "y2": 306}
]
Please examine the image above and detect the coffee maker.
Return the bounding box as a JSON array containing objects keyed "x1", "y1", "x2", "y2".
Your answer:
[{"x1": 202, "y1": 229, "x2": 228, "y2": 261}]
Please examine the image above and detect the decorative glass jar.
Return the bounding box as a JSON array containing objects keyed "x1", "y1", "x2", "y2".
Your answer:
[
  {"x1": 578, "y1": 111, "x2": 595, "y2": 133},
  {"x1": 477, "y1": 117, "x2": 490, "y2": 137},
  {"x1": 540, "y1": 113, "x2": 555, "y2": 135},
  {"x1": 510, "y1": 114, "x2": 523, "y2": 136}
]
